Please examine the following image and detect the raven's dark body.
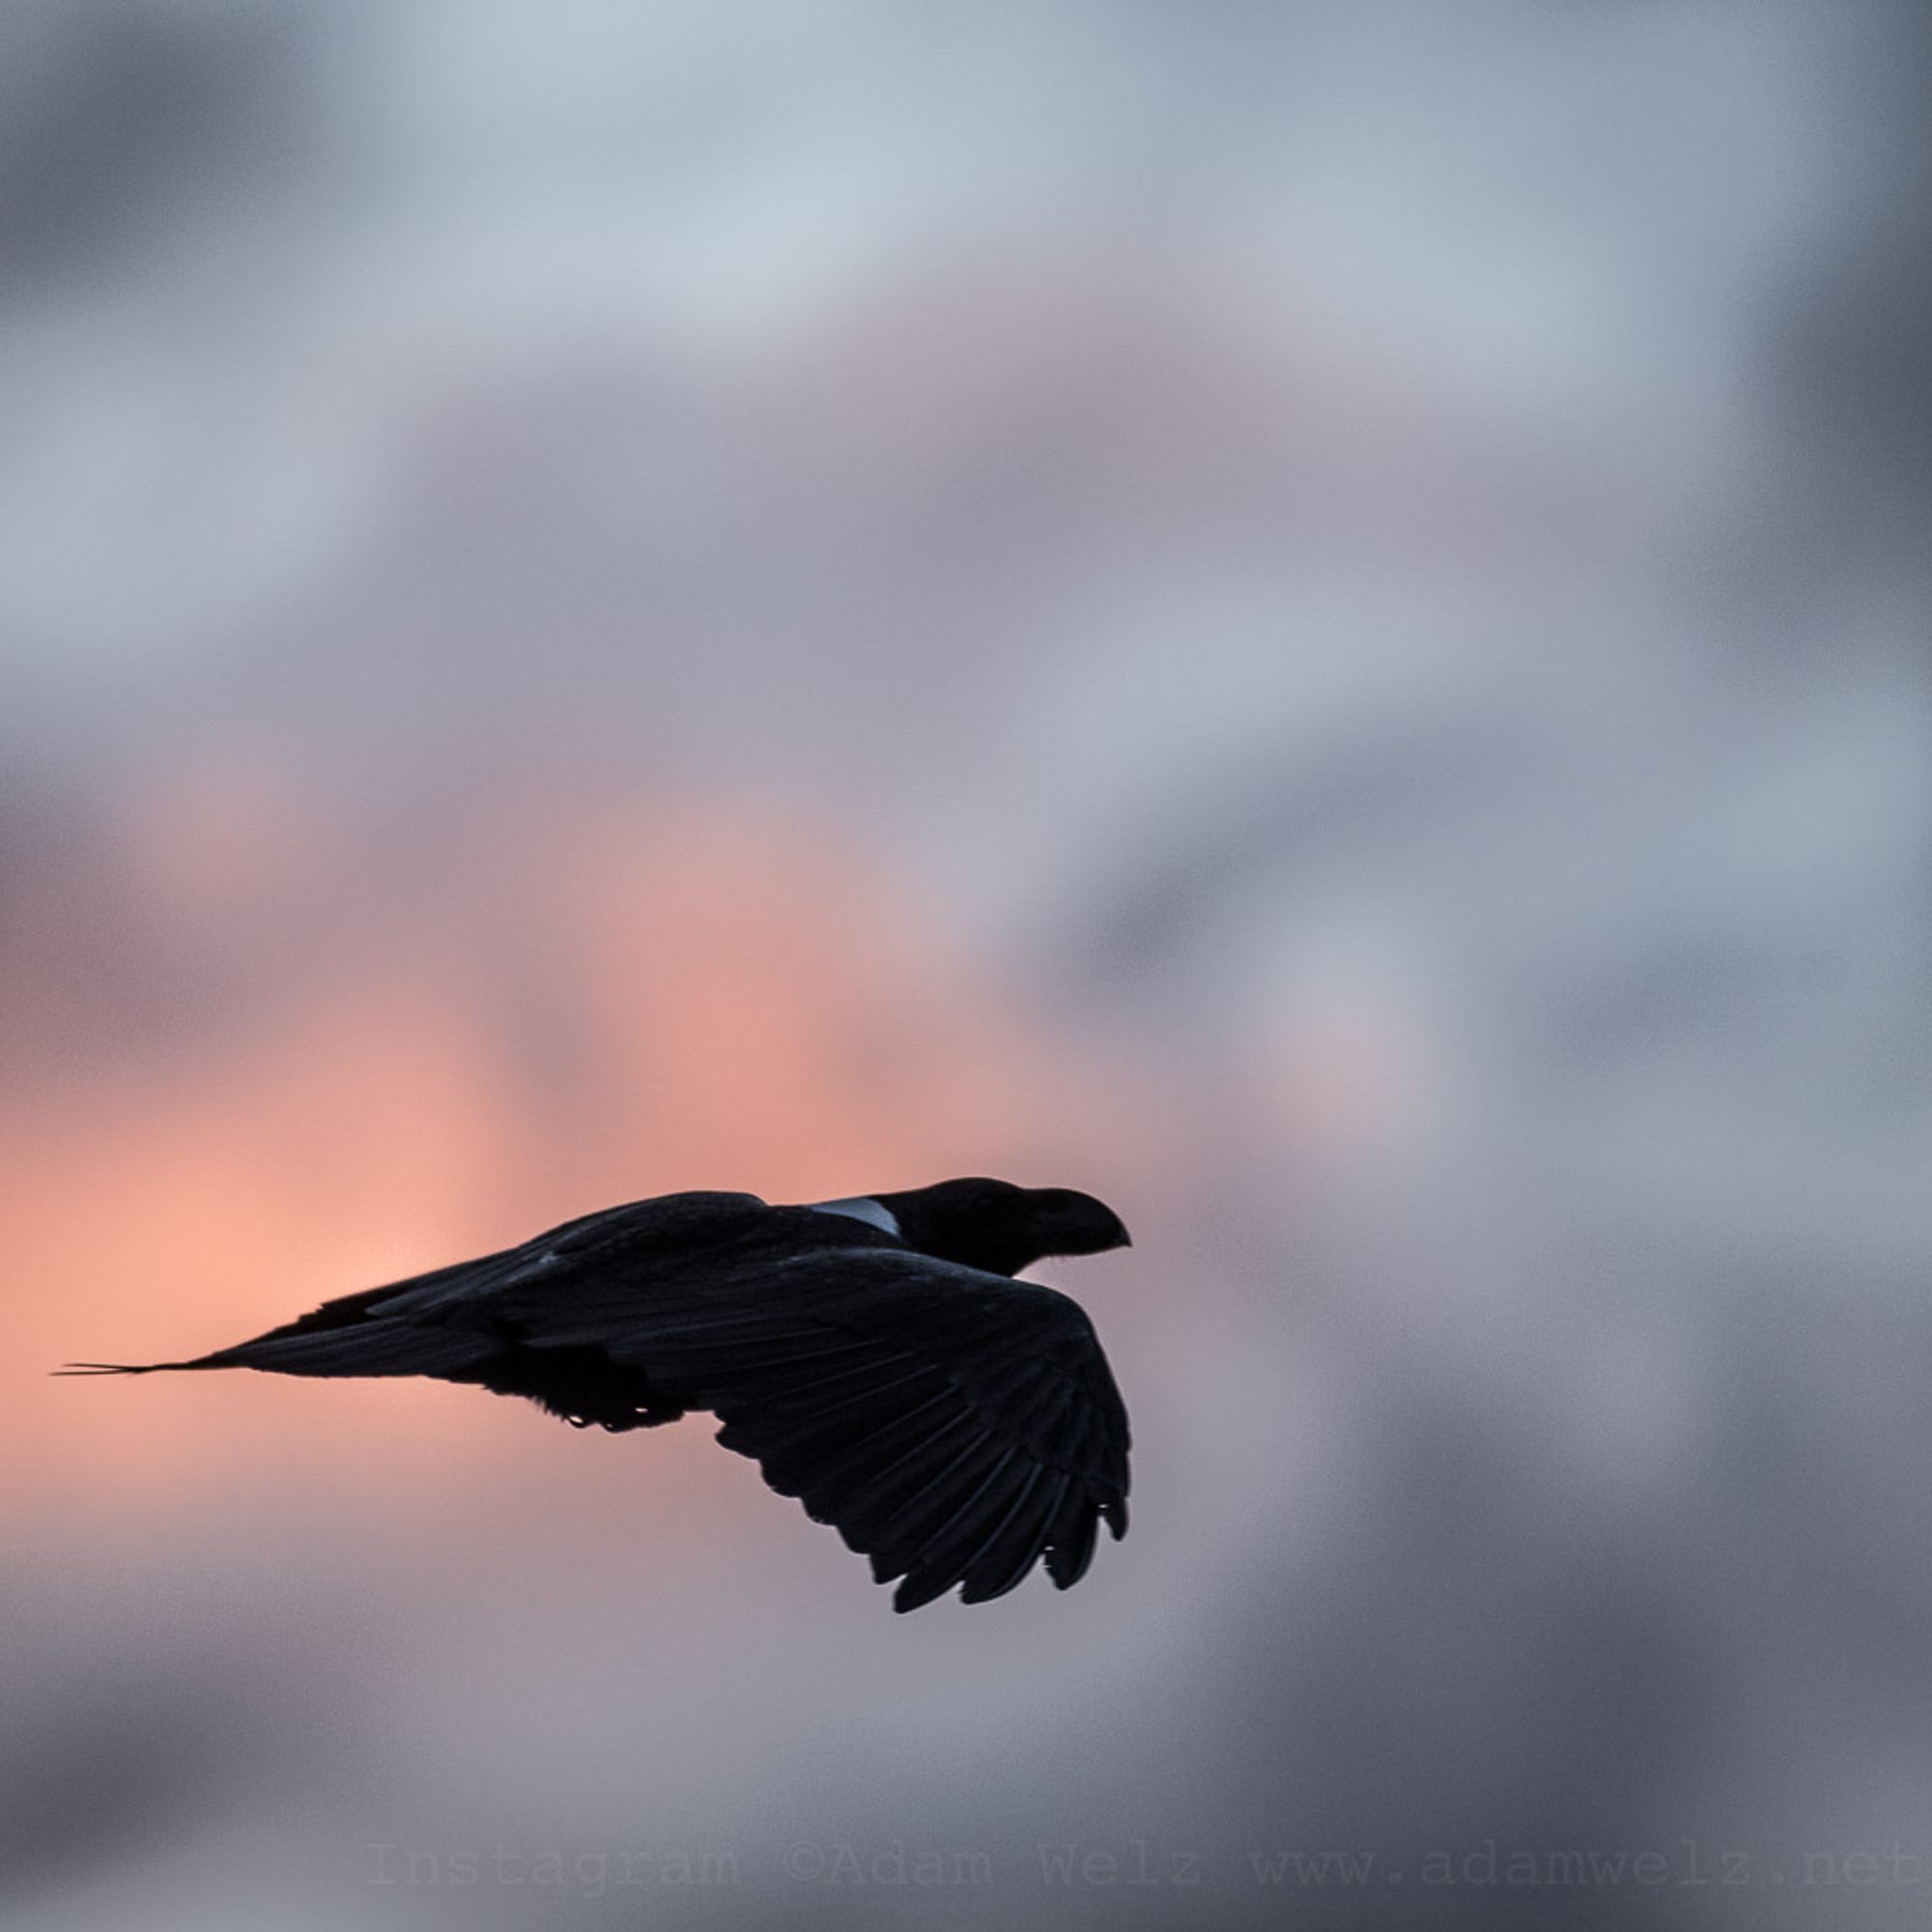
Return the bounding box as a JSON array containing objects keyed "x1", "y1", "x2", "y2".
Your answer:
[{"x1": 68, "y1": 1181, "x2": 1132, "y2": 1611}]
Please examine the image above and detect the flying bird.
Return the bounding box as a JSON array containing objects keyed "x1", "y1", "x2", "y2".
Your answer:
[{"x1": 62, "y1": 1178, "x2": 1132, "y2": 1611}]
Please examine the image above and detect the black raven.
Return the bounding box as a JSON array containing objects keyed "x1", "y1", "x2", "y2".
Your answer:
[{"x1": 62, "y1": 1178, "x2": 1132, "y2": 1611}]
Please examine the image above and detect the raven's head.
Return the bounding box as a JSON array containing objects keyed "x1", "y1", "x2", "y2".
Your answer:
[{"x1": 871, "y1": 1178, "x2": 1131, "y2": 1278}]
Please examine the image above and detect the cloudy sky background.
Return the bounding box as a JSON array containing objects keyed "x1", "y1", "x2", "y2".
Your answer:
[{"x1": 6, "y1": 3, "x2": 1932, "y2": 1926}]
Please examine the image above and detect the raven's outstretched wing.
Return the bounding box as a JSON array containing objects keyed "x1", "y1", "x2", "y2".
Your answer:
[
  {"x1": 724, "y1": 1252, "x2": 1130, "y2": 1610},
  {"x1": 525, "y1": 1246, "x2": 1132, "y2": 1609}
]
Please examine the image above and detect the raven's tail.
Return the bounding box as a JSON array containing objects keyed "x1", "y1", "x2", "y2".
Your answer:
[
  {"x1": 52, "y1": 1356, "x2": 223, "y2": 1377},
  {"x1": 53, "y1": 1258, "x2": 513, "y2": 1384}
]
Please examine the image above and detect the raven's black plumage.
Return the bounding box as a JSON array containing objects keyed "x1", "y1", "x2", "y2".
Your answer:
[{"x1": 62, "y1": 1178, "x2": 1132, "y2": 1611}]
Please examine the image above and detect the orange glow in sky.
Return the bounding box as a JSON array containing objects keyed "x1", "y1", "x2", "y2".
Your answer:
[{"x1": 6, "y1": 780, "x2": 1151, "y2": 1524}]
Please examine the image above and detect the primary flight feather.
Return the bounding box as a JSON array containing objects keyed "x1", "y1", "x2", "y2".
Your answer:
[{"x1": 62, "y1": 1177, "x2": 1132, "y2": 1612}]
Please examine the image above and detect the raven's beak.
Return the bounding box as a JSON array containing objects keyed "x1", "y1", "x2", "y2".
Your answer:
[{"x1": 1042, "y1": 1191, "x2": 1132, "y2": 1257}]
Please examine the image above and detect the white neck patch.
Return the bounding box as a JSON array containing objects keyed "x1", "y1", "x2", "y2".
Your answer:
[{"x1": 806, "y1": 1196, "x2": 902, "y2": 1238}]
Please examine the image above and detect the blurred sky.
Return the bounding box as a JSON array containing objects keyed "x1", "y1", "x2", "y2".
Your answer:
[{"x1": 6, "y1": 2, "x2": 1932, "y2": 1927}]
